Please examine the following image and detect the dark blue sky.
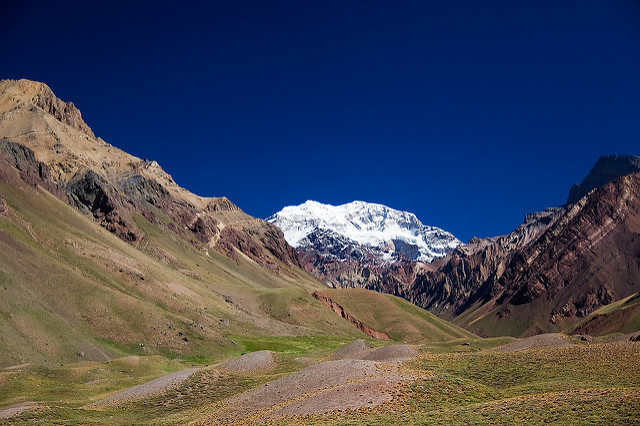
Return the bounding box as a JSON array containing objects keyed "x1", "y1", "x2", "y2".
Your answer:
[{"x1": 2, "y1": 1, "x2": 639, "y2": 241}]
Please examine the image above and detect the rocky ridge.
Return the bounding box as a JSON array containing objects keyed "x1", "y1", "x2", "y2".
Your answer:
[
  {"x1": 271, "y1": 154, "x2": 640, "y2": 337},
  {"x1": 404, "y1": 207, "x2": 566, "y2": 317},
  {"x1": 0, "y1": 79, "x2": 298, "y2": 270},
  {"x1": 402, "y1": 164, "x2": 640, "y2": 336},
  {"x1": 568, "y1": 155, "x2": 640, "y2": 204}
]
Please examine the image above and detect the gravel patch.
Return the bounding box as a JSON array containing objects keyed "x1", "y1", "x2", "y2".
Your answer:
[
  {"x1": 217, "y1": 350, "x2": 275, "y2": 374},
  {"x1": 209, "y1": 358, "x2": 411, "y2": 424},
  {"x1": 326, "y1": 339, "x2": 370, "y2": 360},
  {"x1": 492, "y1": 333, "x2": 574, "y2": 353},
  {"x1": 0, "y1": 402, "x2": 36, "y2": 419},
  {"x1": 86, "y1": 368, "x2": 199, "y2": 407},
  {"x1": 362, "y1": 344, "x2": 418, "y2": 363}
]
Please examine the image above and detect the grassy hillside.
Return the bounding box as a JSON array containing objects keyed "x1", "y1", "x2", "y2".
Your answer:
[
  {"x1": 317, "y1": 288, "x2": 476, "y2": 343},
  {"x1": 569, "y1": 292, "x2": 640, "y2": 337},
  {"x1": 0, "y1": 177, "x2": 367, "y2": 368},
  {"x1": 1, "y1": 170, "x2": 479, "y2": 369},
  {"x1": 2, "y1": 339, "x2": 637, "y2": 424}
]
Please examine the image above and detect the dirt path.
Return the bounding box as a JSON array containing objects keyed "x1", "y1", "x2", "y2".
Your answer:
[
  {"x1": 86, "y1": 368, "x2": 199, "y2": 407},
  {"x1": 327, "y1": 340, "x2": 418, "y2": 364}
]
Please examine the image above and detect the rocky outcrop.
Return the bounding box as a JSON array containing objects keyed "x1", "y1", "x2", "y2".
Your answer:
[
  {"x1": 258, "y1": 225, "x2": 303, "y2": 269},
  {"x1": 28, "y1": 82, "x2": 96, "y2": 138},
  {"x1": 216, "y1": 226, "x2": 281, "y2": 272},
  {"x1": 67, "y1": 170, "x2": 142, "y2": 241},
  {"x1": 295, "y1": 227, "x2": 418, "y2": 292},
  {"x1": 567, "y1": 155, "x2": 640, "y2": 204},
  {"x1": 312, "y1": 291, "x2": 391, "y2": 340},
  {"x1": 120, "y1": 174, "x2": 197, "y2": 229},
  {"x1": 206, "y1": 197, "x2": 240, "y2": 212},
  {"x1": 496, "y1": 173, "x2": 640, "y2": 321},
  {"x1": 0, "y1": 141, "x2": 67, "y2": 200}
]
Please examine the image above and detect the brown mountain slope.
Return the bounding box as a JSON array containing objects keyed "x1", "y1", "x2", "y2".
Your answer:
[
  {"x1": 0, "y1": 78, "x2": 298, "y2": 270},
  {"x1": 0, "y1": 79, "x2": 378, "y2": 367},
  {"x1": 406, "y1": 171, "x2": 640, "y2": 337},
  {"x1": 0, "y1": 148, "x2": 365, "y2": 366},
  {"x1": 404, "y1": 207, "x2": 565, "y2": 320},
  {"x1": 0, "y1": 78, "x2": 475, "y2": 368}
]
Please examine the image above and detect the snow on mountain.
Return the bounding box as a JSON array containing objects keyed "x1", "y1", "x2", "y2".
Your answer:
[{"x1": 267, "y1": 200, "x2": 461, "y2": 263}]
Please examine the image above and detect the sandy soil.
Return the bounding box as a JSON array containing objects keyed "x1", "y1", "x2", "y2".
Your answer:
[
  {"x1": 86, "y1": 368, "x2": 199, "y2": 407},
  {"x1": 80, "y1": 342, "x2": 419, "y2": 421},
  {"x1": 492, "y1": 333, "x2": 574, "y2": 352},
  {"x1": 217, "y1": 350, "x2": 275, "y2": 374}
]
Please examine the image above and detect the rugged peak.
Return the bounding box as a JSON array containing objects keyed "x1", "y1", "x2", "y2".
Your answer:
[
  {"x1": 0, "y1": 79, "x2": 301, "y2": 271},
  {"x1": 206, "y1": 196, "x2": 240, "y2": 212},
  {"x1": 567, "y1": 155, "x2": 640, "y2": 205},
  {"x1": 0, "y1": 79, "x2": 94, "y2": 138},
  {"x1": 268, "y1": 200, "x2": 461, "y2": 263}
]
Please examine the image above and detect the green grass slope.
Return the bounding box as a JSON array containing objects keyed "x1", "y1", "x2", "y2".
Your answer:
[
  {"x1": 298, "y1": 341, "x2": 640, "y2": 425},
  {"x1": 0, "y1": 178, "x2": 366, "y2": 368},
  {"x1": 569, "y1": 292, "x2": 640, "y2": 337},
  {"x1": 318, "y1": 288, "x2": 476, "y2": 343}
]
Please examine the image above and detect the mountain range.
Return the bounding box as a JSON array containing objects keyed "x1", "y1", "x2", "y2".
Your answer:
[
  {"x1": 0, "y1": 79, "x2": 362, "y2": 366},
  {"x1": 268, "y1": 156, "x2": 640, "y2": 337},
  {"x1": 0, "y1": 79, "x2": 476, "y2": 369},
  {"x1": 1, "y1": 78, "x2": 639, "y2": 423},
  {"x1": 2, "y1": 79, "x2": 638, "y2": 352}
]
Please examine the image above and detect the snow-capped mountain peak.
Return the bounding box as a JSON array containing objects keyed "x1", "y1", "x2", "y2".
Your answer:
[{"x1": 267, "y1": 200, "x2": 461, "y2": 263}]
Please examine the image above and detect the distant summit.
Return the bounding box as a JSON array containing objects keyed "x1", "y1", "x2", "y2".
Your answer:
[
  {"x1": 268, "y1": 200, "x2": 460, "y2": 289},
  {"x1": 567, "y1": 155, "x2": 640, "y2": 204},
  {"x1": 268, "y1": 200, "x2": 461, "y2": 264}
]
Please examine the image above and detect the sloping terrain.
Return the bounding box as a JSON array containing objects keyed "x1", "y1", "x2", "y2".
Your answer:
[
  {"x1": 0, "y1": 77, "x2": 638, "y2": 425},
  {"x1": 570, "y1": 292, "x2": 640, "y2": 337},
  {"x1": 450, "y1": 171, "x2": 640, "y2": 337},
  {"x1": 0, "y1": 79, "x2": 378, "y2": 367},
  {"x1": 273, "y1": 156, "x2": 640, "y2": 338},
  {"x1": 2, "y1": 338, "x2": 637, "y2": 424},
  {"x1": 0, "y1": 78, "x2": 476, "y2": 370},
  {"x1": 399, "y1": 159, "x2": 640, "y2": 337},
  {"x1": 313, "y1": 288, "x2": 475, "y2": 343},
  {"x1": 0, "y1": 151, "x2": 365, "y2": 367},
  {"x1": 0, "y1": 78, "x2": 300, "y2": 272}
]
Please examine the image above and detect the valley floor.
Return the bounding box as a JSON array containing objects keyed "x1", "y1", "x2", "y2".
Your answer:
[{"x1": 1, "y1": 335, "x2": 639, "y2": 425}]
